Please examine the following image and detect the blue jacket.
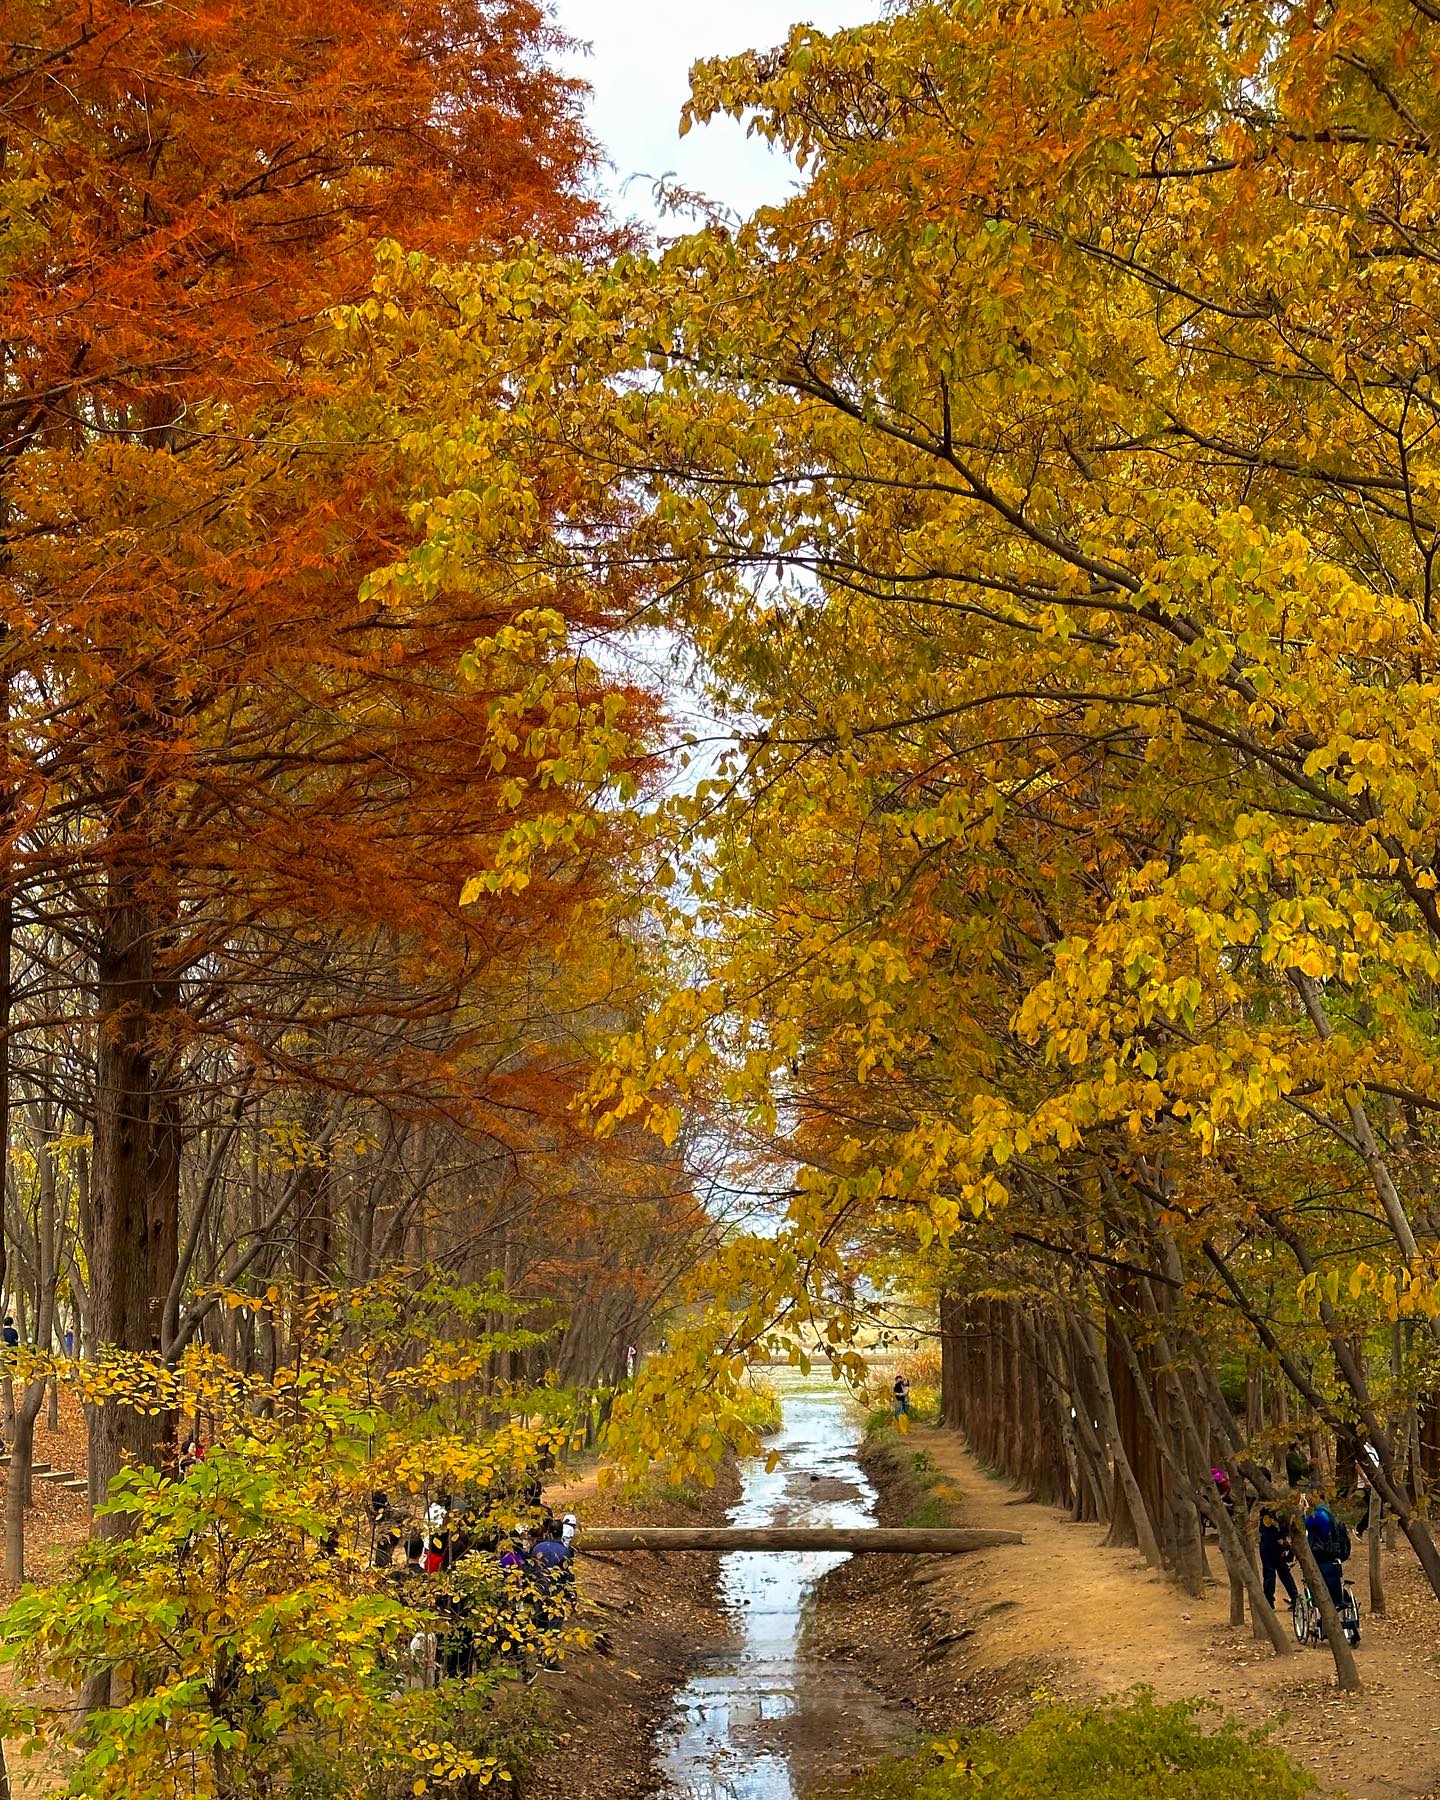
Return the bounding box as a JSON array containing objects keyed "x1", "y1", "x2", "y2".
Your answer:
[
  {"x1": 531, "y1": 1537, "x2": 572, "y2": 1577},
  {"x1": 1305, "y1": 1506, "x2": 1342, "y2": 1562}
]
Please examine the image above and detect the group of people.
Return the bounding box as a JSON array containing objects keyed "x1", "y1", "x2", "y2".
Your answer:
[
  {"x1": 500, "y1": 1516, "x2": 579, "y2": 1634},
  {"x1": 369, "y1": 1488, "x2": 580, "y2": 1683},
  {"x1": 1256, "y1": 1485, "x2": 1354, "y2": 1613},
  {"x1": 1209, "y1": 1451, "x2": 1376, "y2": 1625}
]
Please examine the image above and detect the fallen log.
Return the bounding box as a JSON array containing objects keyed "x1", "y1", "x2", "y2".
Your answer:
[{"x1": 574, "y1": 1526, "x2": 1021, "y2": 1553}]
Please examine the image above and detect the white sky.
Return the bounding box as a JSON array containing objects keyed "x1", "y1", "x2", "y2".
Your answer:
[{"x1": 553, "y1": 0, "x2": 878, "y2": 230}]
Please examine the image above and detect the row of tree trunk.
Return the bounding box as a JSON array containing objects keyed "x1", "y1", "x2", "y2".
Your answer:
[{"x1": 938, "y1": 1284, "x2": 1361, "y2": 1685}]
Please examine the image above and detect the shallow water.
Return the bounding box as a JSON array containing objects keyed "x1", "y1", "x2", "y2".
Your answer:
[{"x1": 656, "y1": 1370, "x2": 911, "y2": 1798}]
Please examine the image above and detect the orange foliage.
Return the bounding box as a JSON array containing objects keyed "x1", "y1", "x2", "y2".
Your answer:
[
  {"x1": 2, "y1": 0, "x2": 604, "y2": 424},
  {"x1": 0, "y1": 0, "x2": 658, "y2": 1480}
]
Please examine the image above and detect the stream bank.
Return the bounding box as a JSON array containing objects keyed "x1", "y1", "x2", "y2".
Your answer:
[
  {"x1": 830, "y1": 1423, "x2": 1440, "y2": 1800},
  {"x1": 528, "y1": 1384, "x2": 953, "y2": 1800},
  {"x1": 522, "y1": 1462, "x2": 740, "y2": 1800},
  {"x1": 652, "y1": 1370, "x2": 915, "y2": 1799},
  {"x1": 804, "y1": 1428, "x2": 1044, "y2": 1756}
]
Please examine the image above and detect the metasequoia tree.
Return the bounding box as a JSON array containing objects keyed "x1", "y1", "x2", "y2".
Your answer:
[
  {"x1": 351, "y1": 0, "x2": 1440, "y2": 1687},
  {"x1": 0, "y1": 1, "x2": 669, "y2": 1504}
]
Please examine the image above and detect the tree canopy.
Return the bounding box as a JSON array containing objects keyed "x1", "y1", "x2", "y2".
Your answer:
[{"x1": 354, "y1": 0, "x2": 1440, "y2": 1690}]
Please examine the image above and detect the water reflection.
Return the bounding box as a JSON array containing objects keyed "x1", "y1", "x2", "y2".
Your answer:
[{"x1": 657, "y1": 1370, "x2": 909, "y2": 1798}]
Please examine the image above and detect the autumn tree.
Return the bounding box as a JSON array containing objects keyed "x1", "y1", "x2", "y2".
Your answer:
[
  {"x1": 0, "y1": 1, "x2": 671, "y2": 1504},
  {"x1": 344, "y1": 0, "x2": 1440, "y2": 1687}
]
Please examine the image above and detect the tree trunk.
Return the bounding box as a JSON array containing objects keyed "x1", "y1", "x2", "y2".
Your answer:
[
  {"x1": 1290, "y1": 1525, "x2": 1362, "y2": 1691},
  {"x1": 1205, "y1": 1236, "x2": 1440, "y2": 1601},
  {"x1": 5, "y1": 1376, "x2": 46, "y2": 1583},
  {"x1": 6, "y1": 1116, "x2": 59, "y2": 1583},
  {"x1": 88, "y1": 892, "x2": 179, "y2": 1517},
  {"x1": 1101, "y1": 1298, "x2": 1166, "y2": 1565}
]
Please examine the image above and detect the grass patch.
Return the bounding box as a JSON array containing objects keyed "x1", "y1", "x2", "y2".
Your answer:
[
  {"x1": 610, "y1": 1473, "x2": 715, "y2": 1516},
  {"x1": 835, "y1": 1691, "x2": 1314, "y2": 1799},
  {"x1": 732, "y1": 1375, "x2": 782, "y2": 1438},
  {"x1": 864, "y1": 1432, "x2": 962, "y2": 1529}
]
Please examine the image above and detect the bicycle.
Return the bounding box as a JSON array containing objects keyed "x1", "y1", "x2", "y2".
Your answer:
[{"x1": 1291, "y1": 1577, "x2": 1362, "y2": 1648}]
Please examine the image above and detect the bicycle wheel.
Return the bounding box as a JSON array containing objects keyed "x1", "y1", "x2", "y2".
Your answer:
[{"x1": 1291, "y1": 1594, "x2": 1311, "y2": 1644}]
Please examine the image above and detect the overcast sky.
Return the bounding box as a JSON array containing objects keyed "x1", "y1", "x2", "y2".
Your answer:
[{"x1": 552, "y1": 0, "x2": 877, "y2": 230}]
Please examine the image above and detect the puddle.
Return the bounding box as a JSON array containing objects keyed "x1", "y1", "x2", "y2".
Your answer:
[{"x1": 656, "y1": 1369, "x2": 912, "y2": 1797}]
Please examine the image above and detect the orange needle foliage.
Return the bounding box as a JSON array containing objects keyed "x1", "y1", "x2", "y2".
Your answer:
[{"x1": 0, "y1": 2, "x2": 656, "y2": 1492}]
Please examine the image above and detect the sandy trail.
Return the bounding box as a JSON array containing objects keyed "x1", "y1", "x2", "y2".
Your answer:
[{"x1": 916, "y1": 1426, "x2": 1440, "y2": 1800}]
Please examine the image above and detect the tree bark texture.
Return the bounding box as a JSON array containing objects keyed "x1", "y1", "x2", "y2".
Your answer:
[{"x1": 88, "y1": 892, "x2": 180, "y2": 1517}]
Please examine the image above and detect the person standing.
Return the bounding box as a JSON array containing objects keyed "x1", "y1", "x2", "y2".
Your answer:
[
  {"x1": 498, "y1": 1531, "x2": 530, "y2": 1587},
  {"x1": 1304, "y1": 1495, "x2": 1351, "y2": 1610},
  {"x1": 369, "y1": 1492, "x2": 399, "y2": 1569},
  {"x1": 893, "y1": 1373, "x2": 911, "y2": 1418},
  {"x1": 530, "y1": 1518, "x2": 574, "y2": 1645},
  {"x1": 1257, "y1": 1477, "x2": 1299, "y2": 1611},
  {"x1": 1354, "y1": 1441, "x2": 1384, "y2": 1537}
]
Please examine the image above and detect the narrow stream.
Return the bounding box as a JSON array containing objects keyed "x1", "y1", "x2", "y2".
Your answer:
[{"x1": 655, "y1": 1369, "x2": 912, "y2": 1798}]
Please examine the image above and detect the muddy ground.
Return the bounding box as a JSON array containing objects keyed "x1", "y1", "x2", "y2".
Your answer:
[
  {"x1": 522, "y1": 1463, "x2": 741, "y2": 1800},
  {"x1": 801, "y1": 1433, "x2": 1042, "y2": 1789}
]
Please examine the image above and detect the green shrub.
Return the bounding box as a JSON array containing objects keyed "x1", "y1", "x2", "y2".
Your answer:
[
  {"x1": 291, "y1": 1680, "x2": 555, "y2": 1799},
  {"x1": 839, "y1": 1692, "x2": 1314, "y2": 1799}
]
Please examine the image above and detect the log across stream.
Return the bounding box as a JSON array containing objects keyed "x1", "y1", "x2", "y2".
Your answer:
[
  {"x1": 580, "y1": 1525, "x2": 1020, "y2": 1554},
  {"x1": 652, "y1": 1370, "x2": 929, "y2": 1798}
]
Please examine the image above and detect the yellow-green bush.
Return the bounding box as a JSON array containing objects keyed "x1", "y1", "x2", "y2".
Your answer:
[
  {"x1": 731, "y1": 1375, "x2": 782, "y2": 1438},
  {"x1": 864, "y1": 1346, "x2": 943, "y2": 1422},
  {"x1": 838, "y1": 1693, "x2": 1314, "y2": 1799}
]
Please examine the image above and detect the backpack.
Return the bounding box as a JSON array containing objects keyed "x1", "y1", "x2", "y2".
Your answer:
[{"x1": 1314, "y1": 1513, "x2": 1351, "y2": 1563}]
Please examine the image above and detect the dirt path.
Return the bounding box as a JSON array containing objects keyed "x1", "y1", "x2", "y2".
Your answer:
[{"x1": 912, "y1": 1426, "x2": 1440, "y2": 1800}]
